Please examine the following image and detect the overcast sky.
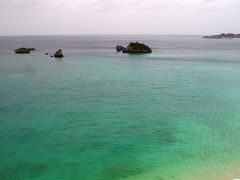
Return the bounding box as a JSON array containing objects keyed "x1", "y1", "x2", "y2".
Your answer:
[{"x1": 0, "y1": 0, "x2": 240, "y2": 35}]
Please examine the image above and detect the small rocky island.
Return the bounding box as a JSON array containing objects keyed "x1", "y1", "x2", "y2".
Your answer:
[
  {"x1": 54, "y1": 49, "x2": 64, "y2": 58},
  {"x1": 15, "y1": 47, "x2": 35, "y2": 54},
  {"x1": 203, "y1": 33, "x2": 240, "y2": 39},
  {"x1": 116, "y1": 42, "x2": 152, "y2": 54}
]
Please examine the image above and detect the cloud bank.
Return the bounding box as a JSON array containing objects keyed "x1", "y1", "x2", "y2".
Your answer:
[{"x1": 0, "y1": 0, "x2": 240, "y2": 35}]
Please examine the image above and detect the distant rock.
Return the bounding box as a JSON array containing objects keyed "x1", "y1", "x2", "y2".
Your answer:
[
  {"x1": 123, "y1": 42, "x2": 152, "y2": 53},
  {"x1": 54, "y1": 49, "x2": 64, "y2": 58},
  {"x1": 14, "y1": 47, "x2": 35, "y2": 54},
  {"x1": 116, "y1": 42, "x2": 152, "y2": 54},
  {"x1": 203, "y1": 33, "x2": 240, "y2": 39}
]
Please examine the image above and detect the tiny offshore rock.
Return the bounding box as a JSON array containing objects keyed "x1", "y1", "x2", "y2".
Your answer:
[
  {"x1": 116, "y1": 45, "x2": 126, "y2": 52},
  {"x1": 54, "y1": 49, "x2": 64, "y2": 58},
  {"x1": 116, "y1": 42, "x2": 152, "y2": 54},
  {"x1": 14, "y1": 47, "x2": 35, "y2": 54}
]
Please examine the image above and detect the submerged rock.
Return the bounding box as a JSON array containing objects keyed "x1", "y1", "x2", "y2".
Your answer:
[
  {"x1": 54, "y1": 49, "x2": 64, "y2": 58},
  {"x1": 14, "y1": 47, "x2": 35, "y2": 54},
  {"x1": 116, "y1": 42, "x2": 152, "y2": 54}
]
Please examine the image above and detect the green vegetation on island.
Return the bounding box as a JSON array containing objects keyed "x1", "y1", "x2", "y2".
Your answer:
[{"x1": 116, "y1": 42, "x2": 152, "y2": 54}]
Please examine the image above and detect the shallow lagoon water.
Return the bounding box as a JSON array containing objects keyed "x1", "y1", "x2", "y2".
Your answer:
[{"x1": 0, "y1": 35, "x2": 240, "y2": 180}]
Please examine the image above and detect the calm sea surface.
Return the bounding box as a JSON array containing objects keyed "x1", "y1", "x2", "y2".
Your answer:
[{"x1": 0, "y1": 35, "x2": 240, "y2": 180}]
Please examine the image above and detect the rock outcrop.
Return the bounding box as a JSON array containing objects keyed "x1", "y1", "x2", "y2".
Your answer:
[
  {"x1": 14, "y1": 47, "x2": 35, "y2": 54},
  {"x1": 116, "y1": 45, "x2": 126, "y2": 52},
  {"x1": 54, "y1": 49, "x2": 64, "y2": 58},
  {"x1": 203, "y1": 33, "x2": 240, "y2": 39},
  {"x1": 116, "y1": 42, "x2": 152, "y2": 54}
]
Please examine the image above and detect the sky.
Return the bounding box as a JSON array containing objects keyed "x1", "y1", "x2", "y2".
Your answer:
[{"x1": 0, "y1": 0, "x2": 240, "y2": 35}]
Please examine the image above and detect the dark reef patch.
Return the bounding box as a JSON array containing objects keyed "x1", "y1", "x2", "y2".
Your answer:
[
  {"x1": 18, "y1": 127, "x2": 41, "y2": 142},
  {"x1": 100, "y1": 163, "x2": 144, "y2": 180},
  {"x1": 0, "y1": 106, "x2": 5, "y2": 112},
  {"x1": 0, "y1": 162, "x2": 47, "y2": 180}
]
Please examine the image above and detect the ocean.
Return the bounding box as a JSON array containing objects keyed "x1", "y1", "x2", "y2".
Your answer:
[{"x1": 0, "y1": 35, "x2": 240, "y2": 180}]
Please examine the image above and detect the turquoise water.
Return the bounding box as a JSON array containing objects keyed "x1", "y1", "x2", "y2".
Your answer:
[{"x1": 1, "y1": 36, "x2": 240, "y2": 180}]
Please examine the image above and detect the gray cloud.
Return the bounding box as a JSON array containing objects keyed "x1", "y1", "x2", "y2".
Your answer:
[
  {"x1": 0, "y1": 0, "x2": 42, "y2": 8},
  {"x1": 0, "y1": 0, "x2": 239, "y2": 35}
]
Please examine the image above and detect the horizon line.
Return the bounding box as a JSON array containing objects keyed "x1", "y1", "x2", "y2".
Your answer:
[{"x1": 0, "y1": 33, "x2": 208, "y2": 37}]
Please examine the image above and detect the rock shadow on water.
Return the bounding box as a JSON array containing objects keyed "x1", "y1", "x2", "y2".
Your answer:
[
  {"x1": 99, "y1": 163, "x2": 145, "y2": 180},
  {"x1": 0, "y1": 162, "x2": 47, "y2": 180}
]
